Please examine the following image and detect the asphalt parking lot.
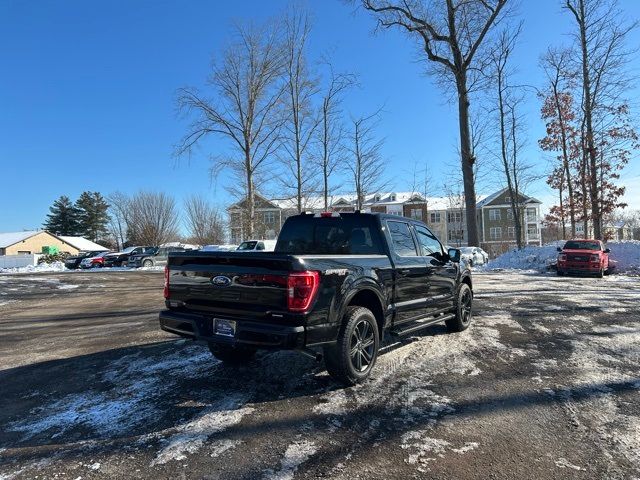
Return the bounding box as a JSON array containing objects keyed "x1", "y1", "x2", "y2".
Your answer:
[{"x1": 0, "y1": 270, "x2": 639, "y2": 479}]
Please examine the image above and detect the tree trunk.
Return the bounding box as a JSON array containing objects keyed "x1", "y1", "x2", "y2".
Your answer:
[
  {"x1": 245, "y1": 150, "x2": 254, "y2": 239},
  {"x1": 576, "y1": 0, "x2": 601, "y2": 239},
  {"x1": 323, "y1": 101, "x2": 329, "y2": 211},
  {"x1": 552, "y1": 87, "x2": 576, "y2": 238},
  {"x1": 457, "y1": 75, "x2": 479, "y2": 246}
]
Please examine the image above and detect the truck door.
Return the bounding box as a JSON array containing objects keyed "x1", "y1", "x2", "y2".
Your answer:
[
  {"x1": 385, "y1": 220, "x2": 429, "y2": 324},
  {"x1": 413, "y1": 224, "x2": 457, "y2": 311}
]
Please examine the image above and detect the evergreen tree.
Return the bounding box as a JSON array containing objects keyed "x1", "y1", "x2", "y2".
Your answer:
[
  {"x1": 43, "y1": 196, "x2": 81, "y2": 235},
  {"x1": 75, "y1": 191, "x2": 110, "y2": 242}
]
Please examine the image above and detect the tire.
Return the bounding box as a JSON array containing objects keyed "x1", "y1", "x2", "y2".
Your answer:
[
  {"x1": 446, "y1": 283, "x2": 473, "y2": 333},
  {"x1": 208, "y1": 343, "x2": 256, "y2": 365},
  {"x1": 143, "y1": 260, "x2": 153, "y2": 267},
  {"x1": 597, "y1": 267, "x2": 604, "y2": 278},
  {"x1": 557, "y1": 269, "x2": 564, "y2": 276},
  {"x1": 323, "y1": 306, "x2": 380, "y2": 386}
]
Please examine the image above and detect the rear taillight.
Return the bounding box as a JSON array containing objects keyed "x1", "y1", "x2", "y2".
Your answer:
[
  {"x1": 164, "y1": 266, "x2": 170, "y2": 299},
  {"x1": 287, "y1": 271, "x2": 320, "y2": 312}
]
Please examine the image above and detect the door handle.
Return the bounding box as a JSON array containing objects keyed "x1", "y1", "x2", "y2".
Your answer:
[{"x1": 399, "y1": 269, "x2": 410, "y2": 275}]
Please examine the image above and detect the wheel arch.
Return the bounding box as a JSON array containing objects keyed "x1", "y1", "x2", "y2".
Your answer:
[{"x1": 342, "y1": 287, "x2": 386, "y2": 338}]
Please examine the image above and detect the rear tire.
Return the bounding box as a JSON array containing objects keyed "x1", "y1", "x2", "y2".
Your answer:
[
  {"x1": 446, "y1": 283, "x2": 473, "y2": 333},
  {"x1": 324, "y1": 306, "x2": 380, "y2": 386},
  {"x1": 143, "y1": 260, "x2": 153, "y2": 267},
  {"x1": 208, "y1": 343, "x2": 256, "y2": 365}
]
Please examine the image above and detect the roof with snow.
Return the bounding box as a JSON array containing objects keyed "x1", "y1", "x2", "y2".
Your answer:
[
  {"x1": 58, "y1": 236, "x2": 108, "y2": 251},
  {"x1": 0, "y1": 230, "x2": 42, "y2": 248},
  {"x1": 476, "y1": 187, "x2": 541, "y2": 208}
]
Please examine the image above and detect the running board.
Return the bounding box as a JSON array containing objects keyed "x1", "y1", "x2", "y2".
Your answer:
[{"x1": 389, "y1": 314, "x2": 455, "y2": 337}]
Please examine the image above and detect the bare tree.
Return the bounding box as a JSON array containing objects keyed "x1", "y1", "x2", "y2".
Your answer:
[
  {"x1": 317, "y1": 63, "x2": 356, "y2": 210},
  {"x1": 176, "y1": 20, "x2": 285, "y2": 238},
  {"x1": 564, "y1": 0, "x2": 637, "y2": 239},
  {"x1": 488, "y1": 27, "x2": 528, "y2": 249},
  {"x1": 184, "y1": 195, "x2": 225, "y2": 245},
  {"x1": 127, "y1": 192, "x2": 180, "y2": 246},
  {"x1": 347, "y1": 110, "x2": 389, "y2": 210},
  {"x1": 106, "y1": 191, "x2": 131, "y2": 250},
  {"x1": 280, "y1": 8, "x2": 321, "y2": 213},
  {"x1": 360, "y1": 0, "x2": 509, "y2": 246}
]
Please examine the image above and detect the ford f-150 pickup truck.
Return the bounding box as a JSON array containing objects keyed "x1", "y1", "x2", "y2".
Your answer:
[
  {"x1": 159, "y1": 212, "x2": 473, "y2": 385},
  {"x1": 556, "y1": 239, "x2": 611, "y2": 277}
]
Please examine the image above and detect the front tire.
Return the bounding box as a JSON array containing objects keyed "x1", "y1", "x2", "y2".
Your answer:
[
  {"x1": 143, "y1": 260, "x2": 153, "y2": 267},
  {"x1": 597, "y1": 267, "x2": 604, "y2": 278},
  {"x1": 208, "y1": 343, "x2": 256, "y2": 365},
  {"x1": 324, "y1": 306, "x2": 380, "y2": 386},
  {"x1": 446, "y1": 283, "x2": 473, "y2": 333}
]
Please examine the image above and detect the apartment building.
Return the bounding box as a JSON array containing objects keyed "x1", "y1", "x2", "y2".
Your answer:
[
  {"x1": 228, "y1": 188, "x2": 541, "y2": 256},
  {"x1": 476, "y1": 188, "x2": 543, "y2": 257}
]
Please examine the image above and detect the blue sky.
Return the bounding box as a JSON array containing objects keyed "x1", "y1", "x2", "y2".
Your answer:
[{"x1": 1, "y1": 0, "x2": 639, "y2": 232}]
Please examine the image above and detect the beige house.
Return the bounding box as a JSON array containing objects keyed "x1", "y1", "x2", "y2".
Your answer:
[{"x1": 0, "y1": 231, "x2": 105, "y2": 256}]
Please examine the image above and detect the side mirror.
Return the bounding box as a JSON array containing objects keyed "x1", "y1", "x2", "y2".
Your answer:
[
  {"x1": 604, "y1": 248, "x2": 611, "y2": 253},
  {"x1": 557, "y1": 247, "x2": 562, "y2": 252},
  {"x1": 448, "y1": 248, "x2": 461, "y2": 263}
]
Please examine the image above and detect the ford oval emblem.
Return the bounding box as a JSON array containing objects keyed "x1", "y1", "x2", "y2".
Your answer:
[{"x1": 211, "y1": 275, "x2": 232, "y2": 287}]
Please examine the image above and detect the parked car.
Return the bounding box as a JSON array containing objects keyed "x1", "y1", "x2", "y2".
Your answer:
[
  {"x1": 556, "y1": 239, "x2": 610, "y2": 277},
  {"x1": 64, "y1": 250, "x2": 108, "y2": 270},
  {"x1": 103, "y1": 246, "x2": 155, "y2": 267},
  {"x1": 235, "y1": 239, "x2": 277, "y2": 252},
  {"x1": 128, "y1": 246, "x2": 185, "y2": 268},
  {"x1": 79, "y1": 251, "x2": 113, "y2": 269},
  {"x1": 160, "y1": 212, "x2": 472, "y2": 385},
  {"x1": 458, "y1": 247, "x2": 489, "y2": 267}
]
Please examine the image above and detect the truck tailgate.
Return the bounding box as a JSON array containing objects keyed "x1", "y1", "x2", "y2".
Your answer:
[{"x1": 167, "y1": 252, "x2": 298, "y2": 318}]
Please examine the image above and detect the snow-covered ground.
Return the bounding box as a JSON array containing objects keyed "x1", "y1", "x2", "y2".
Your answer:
[
  {"x1": 482, "y1": 240, "x2": 640, "y2": 274},
  {"x1": 0, "y1": 263, "x2": 164, "y2": 274}
]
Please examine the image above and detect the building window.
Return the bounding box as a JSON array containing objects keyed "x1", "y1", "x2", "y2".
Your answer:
[
  {"x1": 447, "y1": 211, "x2": 462, "y2": 223},
  {"x1": 390, "y1": 194, "x2": 397, "y2": 202},
  {"x1": 374, "y1": 194, "x2": 381, "y2": 202},
  {"x1": 430, "y1": 212, "x2": 441, "y2": 223},
  {"x1": 505, "y1": 196, "x2": 511, "y2": 203},
  {"x1": 527, "y1": 225, "x2": 538, "y2": 236},
  {"x1": 448, "y1": 229, "x2": 464, "y2": 241},
  {"x1": 490, "y1": 227, "x2": 502, "y2": 239},
  {"x1": 526, "y1": 208, "x2": 537, "y2": 221},
  {"x1": 507, "y1": 226, "x2": 515, "y2": 238},
  {"x1": 409, "y1": 208, "x2": 422, "y2": 220},
  {"x1": 489, "y1": 209, "x2": 501, "y2": 221},
  {"x1": 507, "y1": 209, "x2": 514, "y2": 220},
  {"x1": 576, "y1": 224, "x2": 584, "y2": 233},
  {"x1": 263, "y1": 211, "x2": 276, "y2": 224}
]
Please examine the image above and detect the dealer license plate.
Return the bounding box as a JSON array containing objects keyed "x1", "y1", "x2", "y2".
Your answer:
[{"x1": 214, "y1": 318, "x2": 236, "y2": 337}]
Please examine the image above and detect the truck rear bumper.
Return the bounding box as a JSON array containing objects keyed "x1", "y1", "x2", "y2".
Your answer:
[{"x1": 159, "y1": 310, "x2": 306, "y2": 349}]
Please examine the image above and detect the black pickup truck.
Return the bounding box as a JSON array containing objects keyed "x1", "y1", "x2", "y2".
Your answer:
[{"x1": 160, "y1": 212, "x2": 473, "y2": 385}]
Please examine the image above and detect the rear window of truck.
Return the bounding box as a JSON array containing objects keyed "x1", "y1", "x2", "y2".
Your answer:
[{"x1": 275, "y1": 215, "x2": 384, "y2": 255}]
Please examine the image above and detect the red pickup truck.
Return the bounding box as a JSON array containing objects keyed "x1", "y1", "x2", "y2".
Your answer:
[{"x1": 556, "y1": 240, "x2": 611, "y2": 277}]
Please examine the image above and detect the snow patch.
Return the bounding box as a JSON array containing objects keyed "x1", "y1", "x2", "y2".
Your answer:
[
  {"x1": 264, "y1": 440, "x2": 317, "y2": 480},
  {"x1": 8, "y1": 345, "x2": 215, "y2": 440},
  {"x1": 152, "y1": 395, "x2": 253, "y2": 465},
  {"x1": 555, "y1": 458, "x2": 585, "y2": 471},
  {"x1": 451, "y1": 442, "x2": 479, "y2": 454}
]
